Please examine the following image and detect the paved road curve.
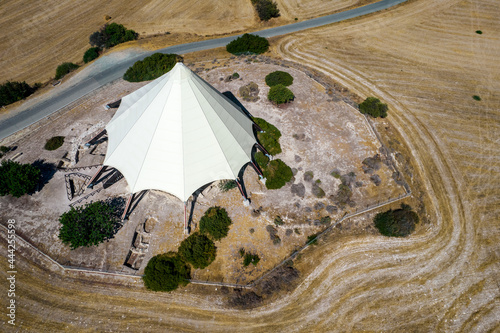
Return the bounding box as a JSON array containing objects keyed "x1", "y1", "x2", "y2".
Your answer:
[{"x1": 0, "y1": 0, "x2": 406, "y2": 141}]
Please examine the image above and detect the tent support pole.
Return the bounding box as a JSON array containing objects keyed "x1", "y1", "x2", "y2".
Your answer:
[
  {"x1": 235, "y1": 178, "x2": 249, "y2": 206},
  {"x1": 121, "y1": 193, "x2": 134, "y2": 221},
  {"x1": 250, "y1": 161, "x2": 263, "y2": 177},
  {"x1": 87, "y1": 165, "x2": 106, "y2": 188},
  {"x1": 184, "y1": 201, "x2": 189, "y2": 235},
  {"x1": 256, "y1": 143, "x2": 271, "y2": 159}
]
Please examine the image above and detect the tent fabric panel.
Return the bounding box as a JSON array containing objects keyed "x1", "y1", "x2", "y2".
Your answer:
[
  {"x1": 191, "y1": 74, "x2": 255, "y2": 139},
  {"x1": 103, "y1": 62, "x2": 258, "y2": 201}
]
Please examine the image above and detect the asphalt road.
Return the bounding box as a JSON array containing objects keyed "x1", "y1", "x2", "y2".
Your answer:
[{"x1": 0, "y1": 0, "x2": 406, "y2": 141}]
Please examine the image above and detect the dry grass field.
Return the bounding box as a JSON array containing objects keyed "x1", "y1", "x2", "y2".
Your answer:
[
  {"x1": 0, "y1": 0, "x2": 372, "y2": 86},
  {"x1": 0, "y1": 0, "x2": 256, "y2": 84},
  {"x1": 272, "y1": 0, "x2": 500, "y2": 330},
  {"x1": 1, "y1": 0, "x2": 500, "y2": 332}
]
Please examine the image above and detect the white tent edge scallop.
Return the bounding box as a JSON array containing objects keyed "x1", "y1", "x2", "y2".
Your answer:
[{"x1": 102, "y1": 62, "x2": 258, "y2": 202}]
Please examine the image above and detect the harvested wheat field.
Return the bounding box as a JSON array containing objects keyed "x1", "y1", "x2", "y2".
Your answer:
[
  {"x1": 1, "y1": 0, "x2": 500, "y2": 332},
  {"x1": 0, "y1": 0, "x2": 256, "y2": 84},
  {"x1": 275, "y1": 0, "x2": 377, "y2": 21},
  {"x1": 272, "y1": 0, "x2": 500, "y2": 330}
]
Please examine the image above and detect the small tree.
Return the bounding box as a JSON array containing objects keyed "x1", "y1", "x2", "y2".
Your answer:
[
  {"x1": 374, "y1": 204, "x2": 419, "y2": 237},
  {"x1": 199, "y1": 206, "x2": 232, "y2": 240},
  {"x1": 104, "y1": 23, "x2": 138, "y2": 48},
  {"x1": 58, "y1": 201, "x2": 120, "y2": 249},
  {"x1": 226, "y1": 34, "x2": 269, "y2": 55},
  {"x1": 252, "y1": 0, "x2": 280, "y2": 21},
  {"x1": 123, "y1": 53, "x2": 182, "y2": 82},
  {"x1": 178, "y1": 232, "x2": 217, "y2": 269},
  {"x1": 253, "y1": 117, "x2": 282, "y2": 155},
  {"x1": 89, "y1": 23, "x2": 138, "y2": 49},
  {"x1": 83, "y1": 47, "x2": 101, "y2": 63},
  {"x1": 265, "y1": 71, "x2": 293, "y2": 87},
  {"x1": 359, "y1": 97, "x2": 388, "y2": 118},
  {"x1": 0, "y1": 160, "x2": 41, "y2": 197},
  {"x1": 265, "y1": 159, "x2": 293, "y2": 189},
  {"x1": 243, "y1": 253, "x2": 260, "y2": 266},
  {"x1": 0, "y1": 81, "x2": 38, "y2": 107},
  {"x1": 55, "y1": 62, "x2": 79, "y2": 80},
  {"x1": 143, "y1": 253, "x2": 191, "y2": 292},
  {"x1": 268, "y1": 84, "x2": 294, "y2": 104},
  {"x1": 44, "y1": 136, "x2": 64, "y2": 151}
]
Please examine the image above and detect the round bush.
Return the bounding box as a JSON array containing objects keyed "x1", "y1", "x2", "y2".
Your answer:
[
  {"x1": 178, "y1": 232, "x2": 217, "y2": 269},
  {"x1": 0, "y1": 81, "x2": 38, "y2": 107},
  {"x1": 265, "y1": 71, "x2": 293, "y2": 87},
  {"x1": 374, "y1": 204, "x2": 419, "y2": 237},
  {"x1": 58, "y1": 201, "x2": 120, "y2": 249},
  {"x1": 199, "y1": 206, "x2": 232, "y2": 240},
  {"x1": 83, "y1": 47, "x2": 100, "y2": 63},
  {"x1": 262, "y1": 159, "x2": 293, "y2": 190},
  {"x1": 226, "y1": 33, "x2": 269, "y2": 55},
  {"x1": 253, "y1": 117, "x2": 282, "y2": 155},
  {"x1": 0, "y1": 160, "x2": 41, "y2": 197},
  {"x1": 44, "y1": 136, "x2": 64, "y2": 151},
  {"x1": 143, "y1": 253, "x2": 191, "y2": 292},
  {"x1": 268, "y1": 84, "x2": 295, "y2": 104},
  {"x1": 359, "y1": 97, "x2": 388, "y2": 118},
  {"x1": 55, "y1": 62, "x2": 79, "y2": 80},
  {"x1": 123, "y1": 53, "x2": 182, "y2": 82}
]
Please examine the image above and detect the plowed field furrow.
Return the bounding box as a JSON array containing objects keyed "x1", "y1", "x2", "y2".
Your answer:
[
  {"x1": 1, "y1": 0, "x2": 499, "y2": 332},
  {"x1": 273, "y1": 0, "x2": 500, "y2": 331}
]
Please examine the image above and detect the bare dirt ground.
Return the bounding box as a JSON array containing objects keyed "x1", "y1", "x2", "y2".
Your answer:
[{"x1": 0, "y1": 59, "x2": 404, "y2": 291}]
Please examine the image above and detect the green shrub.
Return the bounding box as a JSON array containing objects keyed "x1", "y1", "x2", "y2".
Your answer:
[
  {"x1": 89, "y1": 23, "x2": 138, "y2": 49},
  {"x1": 359, "y1": 97, "x2": 388, "y2": 118},
  {"x1": 0, "y1": 160, "x2": 41, "y2": 197},
  {"x1": 143, "y1": 253, "x2": 190, "y2": 292},
  {"x1": 475, "y1": 30, "x2": 482, "y2": 34},
  {"x1": 274, "y1": 216, "x2": 284, "y2": 226},
  {"x1": 226, "y1": 33, "x2": 269, "y2": 55},
  {"x1": 0, "y1": 146, "x2": 10, "y2": 153},
  {"x1": 178, "y1": 232, "x2": 217, "y2": 269},
  {"x1": 254, "y1": 151, "x2": 270, "y2": 169},
  {"x1": 253, "y1": 117, "x2": 282, "y2": 155},
  {"x1": 263, "y1": 159, "x2": 293, "y2": 190},
  {"x1": 232, "y1": 72, "x2": 240, "y2": 79},
  {"x1": 243, "y1": 253, "x2": 260, "y2": 266},
  {"x1": 265, "y1": 71, "x2": 293, "y2": 87},
  {"x1": 58, "y1": 201, "x2": 120, "y2": 249},
  {"x1": 83, "y1": 47, "x2": 101, "y2": 63},
  {"x1": 473, "y1": 95, "x2": 481, "y2": 101},
  {"x1": 268, "y1": 84, "x2": 295, "y2": 104},
  {"x1": 219, "y1": 179, "x2": 237, "y2": 192},
  {"x1": 239, "y1": 81, "x2": 260, "y2": 102},
  {"x1": 44, "y1": 136, "x2": 64, "y2": 151},
  {"x1": 123, "y1": 53, "x2": 182, "y2": 82},
  {"x1": 374, "y1": 204, "x2": 419, "y2": 237},
  {"x1": 199, "y1": 206, "x2": 232, "y2": 240},
  {"x1": 0, "y1": 81, "x2": 38, "y2": 107},
  {"x1": 55, "y1": 62, "x2": 79, "y2": 80},
  {"x1": 251, "y1": 0, "x2": 280, "y2": 21},
  {"x1": 307, "y1": 234, "x2": 318, "y2": 245}
]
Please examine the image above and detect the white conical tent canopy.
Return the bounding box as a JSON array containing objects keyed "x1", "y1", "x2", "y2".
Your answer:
[{"x1": 104, "y1": 62, "x2": 257, "y2": 202}]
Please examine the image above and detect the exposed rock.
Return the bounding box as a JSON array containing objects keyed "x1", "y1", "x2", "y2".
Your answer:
[
  {"x1": 291, "y1": 183, "x2": 305, "y2": 197},
  {"x1": 326, "y1": 205, "x2": 338, "y2": 214}
]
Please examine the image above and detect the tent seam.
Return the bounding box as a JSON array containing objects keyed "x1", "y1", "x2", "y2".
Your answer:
[
  {"x1": 190, "y1": 73, "x2": 255, "y2": 160},
  {"x1": 105, "y1": 73, "x2": 172, "y2": 162},
  {"x1": 187, "y1": 77, "x2": 240, "y2": 179}
]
